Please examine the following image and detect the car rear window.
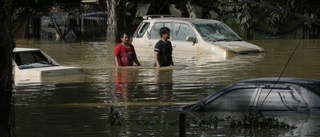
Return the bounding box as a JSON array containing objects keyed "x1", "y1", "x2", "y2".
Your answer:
[{"x1": 14, "y1": 51, "x2": 55, "y2": 69}]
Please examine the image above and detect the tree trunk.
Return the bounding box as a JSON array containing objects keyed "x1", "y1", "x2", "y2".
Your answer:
[
  {"x1": 106, "y1": 0, "x2": 126, "y2": 43},
  {"x1": 0, "y1": 0, "x2": 15, "y2": 136}
]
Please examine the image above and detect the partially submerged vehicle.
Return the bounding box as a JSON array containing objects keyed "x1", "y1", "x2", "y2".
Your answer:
[
  {"x1": 13, "y1": 48, "x2": 84, "y2": 84},
  {"x1": 183, "y1": 77, "x2": 320, "y2": 112},
  {"x1": 132, "y1": 16, "x2": 265, "y2": 57}
]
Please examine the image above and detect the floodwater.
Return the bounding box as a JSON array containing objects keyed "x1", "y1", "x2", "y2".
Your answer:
[{"x1": 13, "y1": 38, "x2": 320, "y2": 137}]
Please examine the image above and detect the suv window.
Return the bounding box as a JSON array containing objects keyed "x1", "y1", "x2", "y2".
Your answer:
[
  {"x1": 133, "y1": 22, "x2": 150, "y2": 38},
  {"x1": 173, "y1": 23, "x2": 195, "y2": 41},
  {"x1": 150, "y1": 22, "x2": 171, "y2": 39},
  {"x1": 257, "y1": 88, "x2": 301, "y2": 111},
  {"x1": 205, "y1": 88, "x2": 256, "y2": 111}
]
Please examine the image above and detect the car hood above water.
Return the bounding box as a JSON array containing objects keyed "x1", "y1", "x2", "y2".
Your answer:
[
  {"x1": 207, "y1": 41, "x2": 265, "y2": 54},
  {"x1": 19, "y1": 66, "x2": 84, "y2": 76}
]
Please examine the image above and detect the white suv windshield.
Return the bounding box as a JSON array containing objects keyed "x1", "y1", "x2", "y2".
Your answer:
[{"x1": 194, "y1": 23, "x2": 242, "y2": 41}]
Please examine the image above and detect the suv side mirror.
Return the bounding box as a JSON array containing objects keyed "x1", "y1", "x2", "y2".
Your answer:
[
  {"x1": 186, "y1": 36, "x2": 194, "y2": 42},
  {"x1": 186, "y1": 36, "x2": 196, "y2": 45}
]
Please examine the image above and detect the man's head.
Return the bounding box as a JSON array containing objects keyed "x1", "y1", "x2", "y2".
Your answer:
[
  {"x1": 120, "y1": 31, "x2": 130, "y2": 44},
  {"x1": 159, "y1": 27, "x2": 170, "y2": 39}
]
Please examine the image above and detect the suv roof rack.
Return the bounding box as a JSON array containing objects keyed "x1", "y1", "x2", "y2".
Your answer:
[{"x1": 142, "y1": 15, "x2": 176, "y2": 20}]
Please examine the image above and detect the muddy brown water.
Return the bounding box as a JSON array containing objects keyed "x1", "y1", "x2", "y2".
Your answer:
[{"x1": 13, "y1": 38, "x2": 320, "y2": 136}]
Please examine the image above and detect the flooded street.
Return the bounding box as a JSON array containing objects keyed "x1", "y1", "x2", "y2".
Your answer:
[{"x1": 13, "y1": 38, "x2": 320, "y2": 136}]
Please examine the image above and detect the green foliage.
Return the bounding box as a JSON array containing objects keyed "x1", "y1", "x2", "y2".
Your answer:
[
  {"x1": 3, "y1": 0, "x2": 13, "y2": 16},
  {"x1": 188, "y1": 112, "x2": 296, "y2": 130},
  {"x1": 190, "y1": 0, "x2": 320, "y2": 39},
  {"x1": 107, "y1": 107, "x2": 296, "y2": 131},
  {"x1": 12, "y1": 0, "x2": 82, "y2": 18}
]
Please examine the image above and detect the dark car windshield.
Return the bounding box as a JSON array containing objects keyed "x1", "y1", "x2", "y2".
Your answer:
[
  {"x1": 194, "y1": 23, "x2": 242, "y2": 41},
  {"x1": 14, "y1": 51, "x2": 56, "y2": 69}
]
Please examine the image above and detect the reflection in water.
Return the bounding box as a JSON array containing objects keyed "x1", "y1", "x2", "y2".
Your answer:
[
  {"x1": 114, "y1": 67, "x2": 138, "y2": 102},
  {"x1": 12, "y1": 39, "x2": 320, "y2": 136},
  {"x1": 155, "y1": 68, "x2": 173, "y2": 102}
]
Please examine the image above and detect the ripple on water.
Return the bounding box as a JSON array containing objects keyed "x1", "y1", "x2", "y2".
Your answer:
[{"x1": 13, "y1": 39, "x2": 320, "y2": 137}]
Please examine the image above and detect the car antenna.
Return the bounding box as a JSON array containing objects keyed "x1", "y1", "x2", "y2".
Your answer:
[{"x1": 257, "y1": 38, "x2": 303, "y2": 110}]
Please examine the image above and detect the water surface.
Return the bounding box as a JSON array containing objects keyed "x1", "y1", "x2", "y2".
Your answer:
[{"x1": 13, "y1": 39, "x2": 320, "y2": 136}]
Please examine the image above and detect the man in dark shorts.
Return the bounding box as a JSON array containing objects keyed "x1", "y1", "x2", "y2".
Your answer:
[
  {"x1": 114, "y1": 32, "x2": 141, "y2": 67},
  {"x1": 154, "y1": 27, "x2": 174, "y2": 68}
]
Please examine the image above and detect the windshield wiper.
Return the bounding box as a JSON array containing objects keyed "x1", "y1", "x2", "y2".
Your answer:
[
  {"x1": 214, "y1": 38, "x2": 242, "y2": 42},
  {"x1": 215, "y1": 39, "x2": 230, "y2": 42}
]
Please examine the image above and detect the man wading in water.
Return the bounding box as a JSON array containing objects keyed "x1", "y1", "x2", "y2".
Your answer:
[
  {"x1": 114, "y1": 32, "x2": 141, "y2": 67},
  {"x1": 154, "y1": 27, "x2": 174, "y2": 68}
]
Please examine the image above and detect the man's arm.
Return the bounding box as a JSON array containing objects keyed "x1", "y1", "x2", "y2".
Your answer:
[
  {"x1": 171, "y1": 58, "x2": 174, "y2": 66},
  {"x1": 169, "y1": 42, "x2": 174, "y2": 66},
  {"x1": 114, "y1": 56, "x2": 121, "y2": 67},
  {"x1": 131, "y1": 46, "x2": 141, "y2": 66},
  {"x1": 114, "y1": 44, "x2": 122, "y2": 67},
  {"x1": 133, "y1": 58, "x2": 141, "y2": 66},
  {"x1": 154, "y1": 51, "x2": 160, "y2": 68}
]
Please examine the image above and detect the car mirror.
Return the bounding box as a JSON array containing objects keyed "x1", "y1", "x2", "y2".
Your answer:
[
  {"x1": 186, "y1": 36, "x2": 197, "y2": 45},
  {"x1": 186, "y1": 36, "x2": 194, "y2": 42}
]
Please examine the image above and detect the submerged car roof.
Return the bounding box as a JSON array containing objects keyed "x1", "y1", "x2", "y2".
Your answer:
[
  {"x1": 182, "y1": 77, "x2": 320, "y2": 112},
  {"x1": 143, "y1": 17, "x2": 222, "y2": 24},
  {"x1": 14, "y1": 48, "x2": 40, "y2": 52},
  {"x1": 236, "y1": 77, "x2": 320, "y2": 85},
  {"x1": 229, "y1": 77, "x2": 320, "y2": 96}
]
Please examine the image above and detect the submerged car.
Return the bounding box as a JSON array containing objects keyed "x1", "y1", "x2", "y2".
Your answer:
[
  {"x1": 132, "y1": 16, "x2": 265, "y2": 57},
  {"x1": 13, "y1": 48, "x2": 84, "y2": 84},
  {"x1": 182, "y1": 77, "x2": 320, "y2": 112}
]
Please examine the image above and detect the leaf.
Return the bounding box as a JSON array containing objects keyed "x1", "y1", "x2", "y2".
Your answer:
[{"x1": 290, "y1": 0, "x2": 295, "y2": 8}]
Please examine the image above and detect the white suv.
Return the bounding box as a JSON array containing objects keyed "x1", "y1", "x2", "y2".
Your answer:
[{"x1": 132, "y1": 16, "x2": 265, "y2": 57}]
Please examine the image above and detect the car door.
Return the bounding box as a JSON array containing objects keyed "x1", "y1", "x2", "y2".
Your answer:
[
  {"x1": 171, "y1": 22, "x2": 198, "y2": 52},
  {"x1": 256, "y1": 86, "x2": 309, "y2": 111}
]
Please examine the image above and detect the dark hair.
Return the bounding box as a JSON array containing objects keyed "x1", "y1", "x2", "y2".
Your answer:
[
  {"x1": 159, "y1": 27, "x2": 170, "y2": 37},
  {"x1": 120, "y1": 31, "x2": 130, "y2": 38}
]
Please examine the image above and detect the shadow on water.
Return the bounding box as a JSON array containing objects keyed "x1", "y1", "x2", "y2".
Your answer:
[{"x1": 12, "y1": 39, "x2": 320, "y2": 136}]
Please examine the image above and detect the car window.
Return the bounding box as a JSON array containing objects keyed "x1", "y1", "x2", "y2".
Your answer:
[
  {"x1": 205, "y1": 88, "x2": 256, "y2": 111},
  {"x1": 194, "y1": 23, "x2": 241, "y2": 41},
  {"x1": 150, "y1": 22, "x2": 171, "y2": 39},
  {"x1": 34, "y1": 52, "x2": 48, "y2": 62},
  {"x1": 17, "y1": 52, "x2": 36, "y2": 64},
  {"x1": 296, "y1": 85, "x2": 320, "y2": 111},
  {"x1": 15, "y1": 51, "x2": 49, "y2": 67},
  {"x1": 16, "y1": 51, "x2": 48, "y2": 63},
  {"x1": 257, "y1": 88, "x2": 303, "y2": 111},
  {"x1": 173, "y1": 23, "x2": 195, "y2": 41},
  {"x1": 133, "y1": 22, "x2": 150, "y2": 38}
]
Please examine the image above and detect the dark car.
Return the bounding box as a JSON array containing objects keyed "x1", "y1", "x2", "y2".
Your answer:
[{"x1": 182, "y1": 77, "x2": 320, "y2": 112}]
